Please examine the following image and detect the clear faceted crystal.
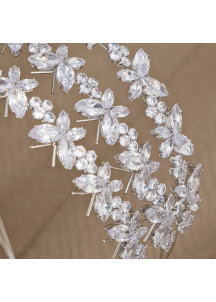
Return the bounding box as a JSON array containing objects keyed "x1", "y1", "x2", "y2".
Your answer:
[{"x1": 8, "y1": 89, "x2": 28, "y2": 119}]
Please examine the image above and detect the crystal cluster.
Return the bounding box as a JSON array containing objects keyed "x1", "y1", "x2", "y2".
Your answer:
[
  {"x1": 115, "y1": 141, "x2": 160, "y2": 200},
  {"x1": 152, "y1": 104, "x2": 194, "y2": 158},
  {"x1": 0, "y1": 66, "x2": 38, "y2": 118},
  {"x1": 29, "y1": 110, "x2": 87, "y2": 170},
  {"x1": 144, "y1": 96, "x2": 167, "y2": 125},
  {"x1": 173, "y1": 163, "x2": 202, "y2": 212},
  {"x1": 75, "y1": 88, "x2": 130, "y2": 145},
  {"x1": 28, "y1": 45, "x2": 86, "y2": 93},
  {"x1": 118, "y1": 123, "x2": 139, "y2": 151},
  {"x1": 75, "y1": 148, "x2": 97, "y2": 174},
  {"x1": 105, "y1": 211, "x2": 148, "y2": 259},
  {"x1": 108, "y1": 43, "x2": 131, "y2": 67},
  {"x1": 116, "y1": 48, "x2": 168, "y2": 100},
  {"x1": 29, "y1": 97, "x2": 56, "y2": 123},
  {"x1": 169, "y1": 154, "x2": 188, "y2": 184},
  {"x1": 76, "y1": 73, "x2": 102, "y2": 98}
]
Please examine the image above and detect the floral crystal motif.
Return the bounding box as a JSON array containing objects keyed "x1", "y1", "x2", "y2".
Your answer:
[
  {"x1": 115, "y1": 141, "x2": 160, "y2": 200},
  {"x1": 152, "y1": 104, "x2": 194, "y2": 158},
  {"x1": 105, "y1": 211, "x2": 148, "y2": 259},
  {"x1": 28, "y1": 110, "x2": 87, "y2": 170},
  {"x1": 74, "y1": 88, "x2": 130, "y2": 145},
  {"x1": 28, "y1": 45, "x2": 86, "y2": 93},
  {"x1": 0, "y1": 65, "x2": 38, "y2": 118},
  {"x1": 29, "y1": 96, "x2": 56, "y2": 123}
]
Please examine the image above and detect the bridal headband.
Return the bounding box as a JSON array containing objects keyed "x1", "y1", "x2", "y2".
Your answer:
[{"x1": 0, "y1": 43, "x2": 203, "y2": 259}]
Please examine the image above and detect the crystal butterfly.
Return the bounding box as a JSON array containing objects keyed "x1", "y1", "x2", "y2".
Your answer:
[
  {"x1": 28, "y1": 110, "x2": 87, "y2": 170},
  {"x1": 151, "y1": 104, "x2": 194, "y2": 158},
  {"x1": 117, "y1": 48, "x2": 169, "y2": 101},
  {"x1": 0, "y1": 66, "x2": 38, "y2": 118},
  {"x1": 72, "y1": 162, "x2": 123, "y2": 217},
  {"x1": 28, "y1": 45, "x2": 86, "y2": 93},
  {"x1": 105, "y1": 211, "x2": 148, "y2": 259},
  {"x1": 114, "y1": 141, "x2": 160, "y2": 198},
  {"x1": 142, "y1": 194, "x2": 177, "y2": 252},
  {"x1": 74, "y1": 88, "x2": 130, "y2": 145}
]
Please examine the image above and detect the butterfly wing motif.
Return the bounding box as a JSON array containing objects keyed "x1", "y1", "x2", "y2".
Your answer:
[{"x1": 152, "y1": 104, "x2": 194, "y2": 158}]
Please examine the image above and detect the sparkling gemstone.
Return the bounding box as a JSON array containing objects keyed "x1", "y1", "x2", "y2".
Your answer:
[
  {"x1": 154, "y1": 113, "x2": 165, "y2": 125},
  {"x1": 108, "y1": 180, "x2": 123, "y2": 192},
  {"x1": 187, "y1": 163, "x2": 202, "y2": 192},
  {"x1": 120, "y1": 46, "x2": 129, "y2": 56},
  {"x1": 29, "y1": 96, "x2": 41, "y2": 109},
  {"x1": 73, "y1": 174, "x2": 106, "y2": 193},
  {"x1": 18, "y1": 79, "x2": 38, "y2": 92},
  {"x1": 8, "y1": 89, "x2": 28, "y2": 119},
  {"x1": 43, "y1": 112, "x2": 56, "y2": 123},
  {"x1": 75, "y1": 157, "x2": 88, "y2": 170},
  {"x1": 119, "y1": 123, "x2": 128, "y2": 135},
  {"x1": 87, "y1": 43, "x2": 96, "y2": 50},
  {"x1": 88, "y1": 77, "x2": 99, "y2": 87},
  {"x1": 110, "y1": 50, "x2": 121, "y2": 62},
  {"x1": 108, "y1": 43, "x2": 120, "y2": 51},
  {"x1": 159, "y1": 138, "x2": 173, "y2": 158},
  {"x1": 85, "y1": 163, "x2": 97, "y2": 174},
  {"x1": 145, "y1": 207, "x2": 165, "y2": 224},
  {"x1": 111, "y1": 209, "x2": 122, "y2": 221},
  {"x1": 157, "y1": 183, "x2": 166, "y2": 195},
  {"x1": 8, "y1": 66, "x2": 20, "y2": 83},
  {"x1": 128, "y1": 128, "x2": 138, "y2": 140},
  {"x1": 56, "y1": 110, "x2": 70, "y2": 134},
  {"x1": 97, "y1": 162, "x2": 111, "y2": 182},
  {"x1": 91, "y1": 87, "x2": 102, "y2": 98},
  {"x1": 101, "y1": 114, "x2": 120, "y2": 145},
  {"x1": 28, "y1": 124, "x2": 60, "y2": 144},
  {"x1": 8, "y1": 43, "x2": 23, "y2": 56},
  {"x1": 142, "y1": 76, "x2": 169, "y2": 98},
  {"x1": 110, "y1": 106, "x2": 130, "y2": 118},
  {"x1": 119, "y1": 135, "x2": 130, "y2": 147},
  {"x1": 157, "y1": 101, "x2": 167, "y2": 113},
  {"x1": 148, "y1": 178, "x2": 159, "y2": 190},
  {"x1": 66, "y1": 127, "x2": 87, "y2": 142},
  {"x1": 101, "y1": 88, "x2": 114, "y2": 109},
  {"x1": 117, "y1": 69, "x2": 140, "y2": 83},
  {"x1": 173, "y1": 134, "x2": 194, "y2": 156},
  {"x1": 56, "y1": 45, "x2": 68, "y2": 59},
  {"x1": 127, "y1": 141, "x2": 139, "y2": 152},
  {"x1": 57, "y1": 137, "x2": 76, "y2": 170},
  {"x1": 146, "y1": 106, "x2": 157, "y2": 118},
  {"x1": 56, "y1": 63, "x2": 75, "y2": 93},
  {"x1": 74, "y1": 145, "x2": 86, "y2": 157},
  {"x1": 32, "y1": 107, "x2": 45, "y2": 119},
  {"x1": 42, "y1": 100, "x2": 53, "y2": 111},
  {"x1": 111, "y1": 196, "x2": 122, "y2": 208},
  {"x1": 85, "y1": 150, "x2": 97, "y2": 162},
  {"x1": 121, "y1": 201, "x2": 131, "y2": 213},
  {"x1": 132, "y1": 172, "x2": 150, "y2": 200},
  {"x1": 145, "y1": 96, "x2": 157, "y2": 106},
  {"x1": 75, "y1": 99, "x2": 106, "y2": 117},
  {"x1": 128, "y1": 81, "x2": 142, "y2": 101},
  {"x1": 132, "y1": 48, "x2": 150, "y2": 76},
  {"x1": 115, "y1": 151, "x2": 143, "y2": 171},
  {"x1": 120, "y1": 213, "x2": 130, "y2": 224},
  {"x1": 120, "y1": 56, "x2": 131, "y2": 67},
  {"x1": 76, "y1": 73, "x2": 88, "y2": 84}
]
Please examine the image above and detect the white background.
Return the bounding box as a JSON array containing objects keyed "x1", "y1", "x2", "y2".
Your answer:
[{"x1": 0, "y1": 0, "x2": 215, "y2": 301}]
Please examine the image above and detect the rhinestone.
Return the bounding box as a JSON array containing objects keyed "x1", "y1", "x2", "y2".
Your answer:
[
  {"x1": 91, "y1": 87, "x2": 102, "y2": 98},
  {"x1": 29, "y1": 97, "x2": 41, "y2": 109},
  {"x1": 42, "y1": 99, "x2": 53, "y2": 111},
  {"x1": 119, "y1": 123, "x2": 128, "y2": 135},
  {"x1": 75, "y1": 158, "x2": 88, "y2": 170},
  {"x1": 74, "y1": 146, "x2": 86, "y2": 157},
  {"x1": 32, "y1": 107, "x2": 45, "y2": 119},
  {"x1": 157, "y1": 101, "x2": 167, "y2": 113},
  {"x1": 145, "y1": 96, "x2": 157, "y2": 106},
  {"x1": 146, "y1": 106, "x2": 157, "y2": 118},
  {"x1": 127, "y1": 141, "x2": 139, "y2": 152},
  {"x1": 154, "y1": 113, "x2": 166, "y2": 125},
  {"x1": 76, "y1": 73, "x2": 88, "y2": 84},
  {"x1": 79, "y1": 83, "x2": 91, "y2": 94},
  {"x1": 111, "y1": 196, "x2": 122, "y2": 208},
  {"x1": 119, "y1": 135, "x2": 130, "y2": 147},
  {"x1": 43, "y1": 111, "x2": 56, "y2": 123},
  {"x1": 85, "y1": 163, "x2": 97, "y2": 174},
  {"x1": 128, "y1": 128, "x2": 138, "y2": 140},
  {"x1": 121, "y1": 201, "x2": 131, "y2": 213},
  {"x1": 85, "y1": 150, "x2": 97, "y2": 162},
  {"x1": 88, "y1": 77, "x2": 99, "y2": 87}
]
